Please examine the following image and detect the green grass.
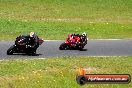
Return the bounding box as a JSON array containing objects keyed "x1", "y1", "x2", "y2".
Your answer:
[
  {"x1": 0, "y1": 19, "x2": 132, "y2": 40},
  {"x1": 0, "y1": 56, "x2": 132, "y2": 88},
  {"x1": 0, "y1": 0, "x2": 131, "y2": 21},
  {"x1": 0, "y1": 0, "x2": 132, "y2": 40}
]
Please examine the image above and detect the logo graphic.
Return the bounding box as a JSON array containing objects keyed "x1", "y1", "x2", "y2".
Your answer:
[{"x1": 76, "y1": 68, "x2": 131, "y2": 85}]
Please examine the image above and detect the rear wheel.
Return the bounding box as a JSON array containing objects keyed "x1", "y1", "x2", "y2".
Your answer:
[
  {"x1": 7, "y1": 45, "x2": 16, "y2": 55},
  {"x1": 59, "y1": 43, "x2": 69, "y2": 50}
]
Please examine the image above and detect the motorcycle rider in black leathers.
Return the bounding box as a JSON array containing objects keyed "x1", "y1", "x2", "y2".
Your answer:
[
  {"x1": 7, "y1": 32, "x2": 43, "y2": 55},
  {"x1": 25, "y1": 32, "x2": 39, "y2": 54},
  {"x1": 16, "y1": 32, "x2": 39, "y2": 55}
]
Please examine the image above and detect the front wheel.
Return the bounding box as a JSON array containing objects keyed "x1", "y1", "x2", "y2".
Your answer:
[
  {"x1": 78, "y1": 43, "x2": 84, "y2": 50},
  {"x1": 7, "y1": 45, "x2": 16, "y2": 55},
  {"x1": 29, "y1": 51, "x2": 36, "y2": 56},
  {"x1": 26, "y1": 48, "x2": 36, "y2": 56}
]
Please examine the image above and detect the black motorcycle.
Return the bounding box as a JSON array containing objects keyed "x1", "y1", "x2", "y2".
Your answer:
[{"x1": 7, "y1": 35, "x2": 44, "y2": 55}]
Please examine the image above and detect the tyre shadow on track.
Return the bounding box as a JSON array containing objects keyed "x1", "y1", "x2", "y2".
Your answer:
[
  {"x1": 80, "y1": 49, "x2": 87, "y2": 51},
  {"x1": 61, "y1": 49, "x2": 87, "y2": 51},
  {"x1": 8, "y1": 53, "x2": 43, "y2": 56}
]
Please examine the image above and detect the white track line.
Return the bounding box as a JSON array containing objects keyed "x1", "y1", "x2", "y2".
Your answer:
[
  {"x1": 90, "y1": 39, "x2": 124, "y2": 40},
  {"x1": 0, "y1": 58, "x2": 46, "y2": 61},
  {"x1": 44, "y1": 39, "x2": 132, "y2": 41},
  {"x1": 44, "y1": 40, "x2": 63, "y2": 41},
  {"x1": 84, "y1": 56, "x2": 125, "y2": 57},
  {"x1": 0, "y1": 39, "x2": 131, "y2": 42}
]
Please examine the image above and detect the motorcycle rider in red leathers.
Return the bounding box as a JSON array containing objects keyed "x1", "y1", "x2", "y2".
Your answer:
[
  {"x1": 59, "y1": 32, "x2": 87, "y2": 50},
  {"x1": 66, "y1": 34, "x2": 81, "y2": 46}
]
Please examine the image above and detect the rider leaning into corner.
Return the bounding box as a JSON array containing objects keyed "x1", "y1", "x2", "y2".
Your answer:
[
  {"x1": 25, "y1": 32, "x2": 39, "y2": 49},
  {"x1": 66, "y1": 32, "x2": 88, "y2": 45},
  {"x1": 7, "y1": 32, "x2": 42, "y2": 55}
]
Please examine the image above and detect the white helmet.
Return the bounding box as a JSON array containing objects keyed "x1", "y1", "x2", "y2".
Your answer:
[
  {"x1": 30, "y1": 32, "x2": 36, "y2": 37},
  {"x1": 82, "y1": 32, "x2": 87, "y2": 36}
]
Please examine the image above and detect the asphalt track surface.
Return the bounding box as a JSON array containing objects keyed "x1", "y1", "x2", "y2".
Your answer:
[{"x1": 0, "y1": 40, "x2": 132, "y2": 59}]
